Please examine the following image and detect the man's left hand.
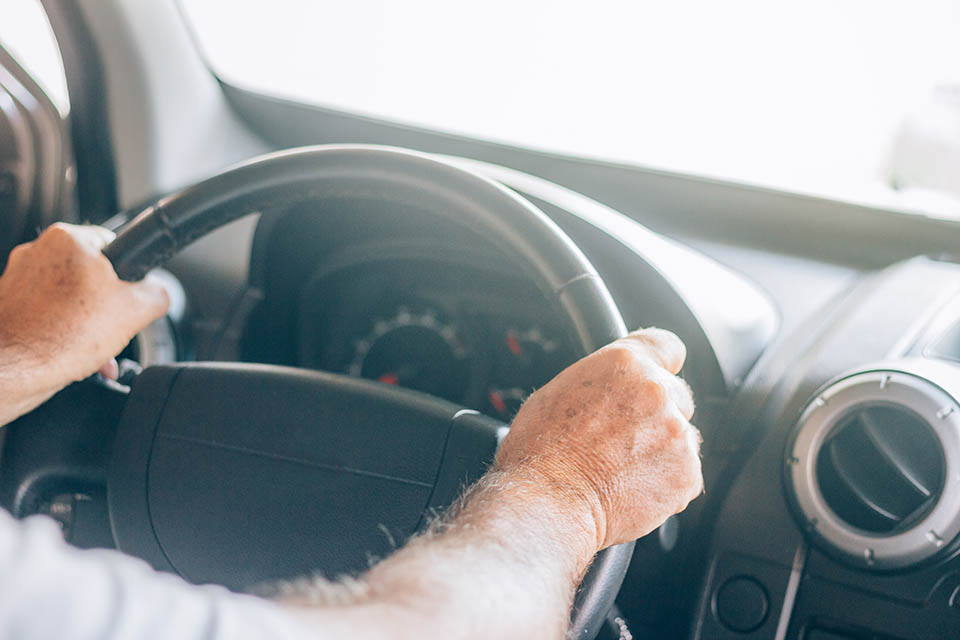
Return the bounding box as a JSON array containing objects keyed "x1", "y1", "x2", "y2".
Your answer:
[{"x1": 0, "y1": 223, "x2": 169, "y2": 425}]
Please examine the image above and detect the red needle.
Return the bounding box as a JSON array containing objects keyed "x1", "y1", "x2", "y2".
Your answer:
[
  {"x1": 378, "y1": 372, "x2": 399, "y2": 385},
  {"x1": 506, "y1": 333, "x2": 523, "y2": 356},
  {"x1": 488, "y1": 390, "x2": 507, "y2": 414}
]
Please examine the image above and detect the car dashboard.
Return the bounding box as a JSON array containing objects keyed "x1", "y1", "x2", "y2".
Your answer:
[
  {"x1": 4, "y1": 5, "x2": 960, "y2": 638},
  {"x1": 157, "y1": 163, "x2": 960, "y2": 640},
  {"x1": 6, "y1": 51, "x2": 960, "y2": 635}
]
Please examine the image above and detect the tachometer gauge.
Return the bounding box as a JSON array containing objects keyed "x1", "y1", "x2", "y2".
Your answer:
[
  {"x1": 485, "y1": 324, "x2": 568, "y2": 418},
  {"x1": 348, "y1": 306, "x2": 468, "y2": 402},
  {"x1": 503, "y1": 325, "x2": 568, "y2": 386},
  {"x1": 504, "y1": 326, "x2": 559, "y2": 366}
]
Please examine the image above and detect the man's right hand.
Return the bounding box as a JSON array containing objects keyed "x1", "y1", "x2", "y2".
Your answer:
[
  {"x1": 280, "y1": 329, "x2": 703, "y2": 639},
  {"x1": 494, "y1": 328, "x2": 703, "y2": 552}
]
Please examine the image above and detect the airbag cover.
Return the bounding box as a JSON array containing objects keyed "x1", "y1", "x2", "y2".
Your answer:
[{"x1": 110, "y1": 364, "x2": 459, "y2": 590}]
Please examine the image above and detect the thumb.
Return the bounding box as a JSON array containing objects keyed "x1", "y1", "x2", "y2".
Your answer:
[{"x1": 123, "y1": 272, "x2": 171, "y2": 325}]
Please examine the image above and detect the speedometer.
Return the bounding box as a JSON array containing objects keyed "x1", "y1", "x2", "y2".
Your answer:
[{"x1": 348, "y1": 306, "x2": 469, "y2": 402}]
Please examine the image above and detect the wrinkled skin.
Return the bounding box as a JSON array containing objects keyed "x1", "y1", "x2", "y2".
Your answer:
[{"x1": 495, "y1": 328, "x2": 703, "y2": 550}]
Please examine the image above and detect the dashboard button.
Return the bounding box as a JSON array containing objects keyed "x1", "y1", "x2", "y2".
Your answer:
[{"x1": 714, "y1": 576, "x2": 769, "y2": 632}]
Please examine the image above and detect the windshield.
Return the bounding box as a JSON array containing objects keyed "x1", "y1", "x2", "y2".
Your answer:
[{"x1": 182, "y1": 2, "x2": 960, "y2": 217}]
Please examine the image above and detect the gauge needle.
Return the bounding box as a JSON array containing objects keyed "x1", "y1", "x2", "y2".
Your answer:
[
  {"x1": 488, "y1": 390, "x2": 508, "y2": 414},
  {"x1": 506, "y1": 333, "x2": 524, "y2": 357},
  {"x1": 377, "y1": 364, "x2": 422, "y2": 386},
  {"x1": 378, "y1": 372, "x2": 400, "y2": 385}
]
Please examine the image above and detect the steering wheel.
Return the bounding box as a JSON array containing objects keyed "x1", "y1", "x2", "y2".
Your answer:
[{"x1": 1, "y1": 145, "x2": 631, "y2": 639}]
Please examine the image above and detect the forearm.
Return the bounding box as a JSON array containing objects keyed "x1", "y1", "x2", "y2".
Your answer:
[
  {"x1": 277, "y1": 469, "x2": 601, "y2": 640},
  {"x1": 0, "y1": 342, "x2": 59, "y2": 426}
]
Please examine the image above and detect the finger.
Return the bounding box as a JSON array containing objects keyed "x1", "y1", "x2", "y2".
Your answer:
[
  {"x1": 4, "y1": 239, "x2": 35, "y2": 267},
  {"x1": 667, "y1": 409, "x2": 704, "y2": 491},
  {"x1": 618, "y1": 327, "x2": 687, "y2": 374},
  {"x1": 663, "y1": 373, "x2": 696, "y2": 421},
  {"x1": 123, "y1": 272, "x2": 171, "y2": 321},
  {"x1": 87, "y1": 225, "x2": 117, "y2": 249},
  {"x1": 685, "y1": 426, "x2": 705, "y2": 496},
  {"x1": 664, "y1": 407, "x2": 702, "y2": 460},
  {"x1": 686, "y1": 421, "x2": 704, "y2": 460},
  {"x1": 97, "y1": 358, "x2": 119, "y2": 381},
  {"x1": 50, "y1": 223, "x2": 116, "y2": 253},
  {"x1": 77, "y1": 225, "x2": 116, "y2": 252}
]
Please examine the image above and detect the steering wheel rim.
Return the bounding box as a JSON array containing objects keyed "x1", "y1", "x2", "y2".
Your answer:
[{"x1": 104, "y1": 144, "x2": 631, "y2": 639}]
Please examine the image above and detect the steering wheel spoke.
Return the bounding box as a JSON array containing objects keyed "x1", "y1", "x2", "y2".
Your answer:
[{"x1": 108, "y1": 363, "x2": 504, "y2": 586}]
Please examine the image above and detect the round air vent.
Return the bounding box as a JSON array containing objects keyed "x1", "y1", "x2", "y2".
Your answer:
[
  {"x1": 816, "y1": 405, "x2": 944, "y2": 534},
  {"x1": 786, "y1": 364, "x2": 960, "y2": 570}
]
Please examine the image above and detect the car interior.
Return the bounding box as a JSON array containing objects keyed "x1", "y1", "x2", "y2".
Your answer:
[{"x1": 1, "y1": 2, "x2": 959, "y2": 639}]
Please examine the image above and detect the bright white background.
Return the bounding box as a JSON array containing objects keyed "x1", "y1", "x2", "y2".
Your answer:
[
  {"x1": 1, "y1": 0, "x2": 68, "y2": 113},
  {"x1": 3, "y1": 1, "x2": 959, "y2": 215},
  {"x1": 178, "y1": 0, "x2": 960, "y2": 215}
]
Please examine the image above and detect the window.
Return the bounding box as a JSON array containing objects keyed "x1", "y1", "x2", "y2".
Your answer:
[
  {"x1": 0, "y1": 0, "x2": 69, "y2": 115},
  {"x1": 181, "y1": 1, "x2": 960, "y2": 216}
]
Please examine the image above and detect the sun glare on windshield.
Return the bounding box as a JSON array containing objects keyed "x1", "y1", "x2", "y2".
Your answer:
[{"x1": 186, "y1": 1, "x2": 960, "y2": 217}]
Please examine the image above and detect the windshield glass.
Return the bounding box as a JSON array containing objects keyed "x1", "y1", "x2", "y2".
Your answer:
[
  {"x1": 1, "y1": 0, "x2": 69, "y2": 114},
  {"x1": 180, "y1": 0, "x2": 960, "y2": 217}
]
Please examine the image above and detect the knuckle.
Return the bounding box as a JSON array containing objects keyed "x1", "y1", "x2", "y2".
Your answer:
[
  {"x1": 683, "y1": 469, "x2": 704, "y2": 504},
  {"x1": 40, "y1": 223, "x2": 80, "y2": 252},
  {"x1": 643, "y1": 326, "x2": 682, "y2": 348},
  {"x1": 7, "y1": 243, "x2": 30, "y2": 261},
  {"x1": 667, "y1": 375, "x2": 696, "y2": 416},
  {"x1": 44, "y1": 222, "x2": 72, "y2": 239},
  {"x1": 692, "y1": 467, "x2": 705, "y2": 495},
  {"x1": 684, "y1": 444, "x2": 702, "y2": 475},
  {"x1": 660, "y1": 412, "x2": 685, "y2": 436},
  {"x1": 637, "y1": 377, "x2": 669, "y2": 411},
  {"x1": 668, "y1": 453, "x2": 702, "y2": 506},
  {"x1": 680, "y1": 438, "x2": 703, "y2": 487},
  {"x1": 630, "y1": 327, "x2": 687, "y2": 372},
  {"x1": 604, "y1": 343, "x2": 641, "y2": 368},
  {"x1": 81, "y1": 259, "x2": 120, "y2": 291}
]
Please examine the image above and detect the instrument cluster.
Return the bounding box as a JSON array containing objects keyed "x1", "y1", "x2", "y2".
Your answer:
[{"x1": 297, "y1": 260, "x2": 573, "y2": 420}]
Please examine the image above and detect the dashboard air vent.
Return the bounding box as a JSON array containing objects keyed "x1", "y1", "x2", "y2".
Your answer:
[
  {"x1": 815, "y1": 405, "x2": 944, "y2": 534},
  {"x1": 785, "y1": 365, "x2": 960, "y2": 570}
]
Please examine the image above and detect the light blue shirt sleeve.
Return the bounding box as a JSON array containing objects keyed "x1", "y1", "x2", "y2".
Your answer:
[{"x1": 0, "y1": 509, "x2": 319, "y2": 640}]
